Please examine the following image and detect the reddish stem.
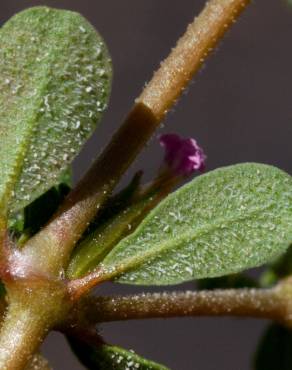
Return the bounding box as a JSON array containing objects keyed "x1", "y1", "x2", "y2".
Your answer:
[{"x1": 73, "y1": 288, "x2": 286, "y2": 325}]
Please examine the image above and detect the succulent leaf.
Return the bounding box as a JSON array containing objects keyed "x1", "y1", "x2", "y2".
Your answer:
[
  {"x1": 0, "y1": 6, "x2": 112, "y2": 216},
  {"x1": 101, "y1": 163, "x2": 292, "y2": 285}
]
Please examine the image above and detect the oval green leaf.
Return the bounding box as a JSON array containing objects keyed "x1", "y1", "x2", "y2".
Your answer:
[
  {"x1": 0, "y1": 7, "x2": 112, "y2": 215},
  {"x1": 69, "y1": 337, "x2": 169, "y2": 370},
  {"x1": 101, "y1": 163, "x2": 292, "y2": 285}
]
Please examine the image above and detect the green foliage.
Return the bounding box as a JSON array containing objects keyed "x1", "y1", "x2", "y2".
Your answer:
[
  {"x1": 101, "y1": 163, "x2": 292, "y2": 285},
  {"x1": 0, "y1": 6, "x2": 112, "y2": 217},
  {"x1": 67, "y1": 171, "x2": 142, "y2": 278},
  {"x1": 69, "y1": 337, "x2": 169, "y2": 370},
  {"x1": 254, "y1": 324, "x2": 292, "y2": 370},
  {"x1": 67, "y1": 173, "x2": 164, "y2": 279},
  {"x1": 67, "y1": 196, "x2": 153, "y2": 279}
]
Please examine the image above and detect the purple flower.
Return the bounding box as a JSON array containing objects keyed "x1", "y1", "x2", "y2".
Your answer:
[{"x1": 159, "y1": 133, "x2": 206, "y2": 176}]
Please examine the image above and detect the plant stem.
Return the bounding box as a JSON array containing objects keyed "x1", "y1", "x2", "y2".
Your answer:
[
  {"x1": 0, "y1": 302, "x2": 49, "y2": 370},
  {"x1": 0, "y1": 289, "x2": 47, "y2": 369},
  {"x1": 25, "y1": 353, "x2": 51, "y2": 370},
  {"x1": 22, "y1": 0, "x2": 250, "y2": 276},
  {"x1": 74, "y1": 288, "x2": 286, "y2": 325},
  {"x1": 0, "y1": 277, "x2": 69, "y2": 370},
  {"x1": 137, "y1": 0, "x2": 250, "y2": 121}
]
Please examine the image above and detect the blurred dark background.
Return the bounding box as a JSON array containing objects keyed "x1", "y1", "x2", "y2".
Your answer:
[{"x1": 1, "y1": 1, "x2": 292, "y2": 369}]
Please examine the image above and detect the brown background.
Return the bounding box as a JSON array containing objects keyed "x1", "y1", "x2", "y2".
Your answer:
[{"x1": 1, "y1": 1, "x2": 292, "y2": 369}]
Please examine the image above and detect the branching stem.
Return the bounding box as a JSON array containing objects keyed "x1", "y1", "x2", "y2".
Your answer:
[
  {"x1": 0, "y1": 1, "x2": 253, "y2": 368},
  {"x1": 22, "y1": 0, "x2": 250, "y2": 276}
]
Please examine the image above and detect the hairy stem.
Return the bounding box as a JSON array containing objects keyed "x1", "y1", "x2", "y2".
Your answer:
[
  {"x1": 0, "y1": 277, "x2": 69, "y2": 370},
  {"x1": 23, "y1": 0, "x2": 250, "y2": 275},
  {"x1": 74, "y1": 288, "x2": 287, "y2": 325},
  {"x1": 0, "y1": 302, "x2": 49, "y2": 370},
  {"x1": 137, "y1": 0, "x2": 250, "y2": 121},
  {"x1": 25, "y1": 353, "x2": 52, "y2": 370}
]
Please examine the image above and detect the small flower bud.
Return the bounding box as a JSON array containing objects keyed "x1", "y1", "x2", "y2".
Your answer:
[{"x1": 159, "y1": 133, "x2": 206, "y2": 176}]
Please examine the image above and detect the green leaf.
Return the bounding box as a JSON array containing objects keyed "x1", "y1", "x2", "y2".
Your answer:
[
  {"x1": 67, "y1": 195, "x2": 154, "y2": 279},
  {"x1": 69, "y1": 337, "x2": 169, "y2": 370},
  {"x1": 67, "y1": 171, "x2": 144, "y2": 278},
  {"x1": 67, "y1": 171, "x2": 173, "y2": 279},
  {"x1": 254, "y1": 324, "x2": 292, "y2": 370},
  {"x1": 101, "y1": 163, "x2": 292, "y2": 285},
  {"x1": 0, "y1": 6, "x2": 112, "y2": 216}
]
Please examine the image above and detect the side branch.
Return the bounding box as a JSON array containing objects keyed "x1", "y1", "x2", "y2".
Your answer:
[{"x1": 73, "y1": 287, "x2": 287, "y2": 326}]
